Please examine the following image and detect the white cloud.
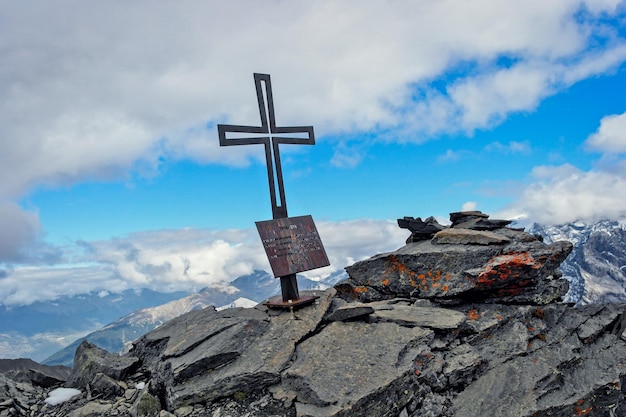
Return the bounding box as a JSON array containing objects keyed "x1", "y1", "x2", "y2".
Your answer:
[
  {"x1": 0, "y1": 219, "x2": 407, "y2": 306},
  {"x1": 330, "y1": 142, "x2": 367, "y2": 168},
  {"x1": 1, "y1": 0, "x2": 625, "y2": 199},
  {"x1": 0, "y1": 202, "x2": 54, "y2": 263},
  {"x1": 485, "y1": 140, "x2": 532, "y2": 154},
  {"x1": 461, "y1": 201, "x2": 478, "y2": 212},
  {"x1": 582, "y1": 0, "x2": 624, "y2": 13},
  {"x1": 449, "y1": 63, "x2": 552, "y2": 128},
  {"x1": 499, "y1": 110, "x2": 626, "y2": 226},
  {"x1": 436, "y1": 149, "x2": 474, "y2": 163},
  {"x1": 585, "y1": 112, "x2": 626, "y2": 153},
  {"x1": 498, "y1": 163, "x2": 626, "y2": 225}
]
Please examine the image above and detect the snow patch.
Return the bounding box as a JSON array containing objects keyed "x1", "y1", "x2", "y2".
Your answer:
[
  {"x1": 45, "y1": 388, "x2": 81, "y2": 405},
  {"x1": 216, "y1": 297, "x2": 258, "y2": 311}
]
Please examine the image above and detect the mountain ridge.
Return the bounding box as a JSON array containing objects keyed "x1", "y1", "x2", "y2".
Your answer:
[{"x1": 530, "y1": 218, "x2": 626, "y2": 304}]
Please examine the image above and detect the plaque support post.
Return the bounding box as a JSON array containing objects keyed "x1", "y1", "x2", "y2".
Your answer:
[{"x1": 280, "y1": 274, "x2": 300, "y2": 301}]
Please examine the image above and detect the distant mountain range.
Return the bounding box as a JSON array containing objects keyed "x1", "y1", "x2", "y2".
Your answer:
[
  {"x1": 0, "y1": 288, "x2": 190, "y2": 362},
  {"x1": 0, "y1": 270, "x2": 345, "y2": 365},
  {"x1": 530, "y1": 219, "x2": 626, "y2": 304}
]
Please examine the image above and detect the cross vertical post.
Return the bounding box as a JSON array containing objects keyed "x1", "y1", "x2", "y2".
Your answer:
[{"x1": 217, "y1": 73, "x2": 315, "y2": 302}]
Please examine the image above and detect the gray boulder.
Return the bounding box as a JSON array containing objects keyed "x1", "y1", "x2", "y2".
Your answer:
[{"x1": 66, "y1": 340, "x2": 139, "y2": 389}]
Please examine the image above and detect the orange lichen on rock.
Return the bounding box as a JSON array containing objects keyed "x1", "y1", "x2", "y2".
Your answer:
[
  {"x1": 385, "y1": 255, "x2": 419, "y2": 288},
  {"x1": 477, "y1": 252, "x2": 542, "y2": 287},
  {"x1": 468, "y1": 309, "x2": 480, "y2": 320},
  {"x1": 573, "y1": 405, "x2": 593, "y2": 416},
  {"x1": 354, "y1": 286, "x2": 369, "y2": 294},
  {"x1": 384, "y1": 256, "x2": 450, "y2": 295}
]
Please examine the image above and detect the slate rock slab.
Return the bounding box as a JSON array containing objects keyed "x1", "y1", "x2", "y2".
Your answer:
[
  {"x1": 130, "y1": 291, "x2": 335, "y2": 409},
  {"x1": 282, "y1": 320, "x2": 433, "y2": 417},
  {"x1": 432, "y1": 228, "x2": 510, "y2": 245},
  {"x1": 372, "y1": 305, "x2": 466, "y2": 329}
]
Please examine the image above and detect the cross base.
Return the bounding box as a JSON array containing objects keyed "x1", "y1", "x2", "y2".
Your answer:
[
  {"x1": 263, "y1": 294, "x2": 320, "y2": 310},
  {"x1": 263, "y1": 274, "x2": 320, "y2": 310}
]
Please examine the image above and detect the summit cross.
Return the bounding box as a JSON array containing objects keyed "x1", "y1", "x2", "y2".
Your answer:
[{"x1": 217, "y1": 73, "x2": 314, "y2": 220}]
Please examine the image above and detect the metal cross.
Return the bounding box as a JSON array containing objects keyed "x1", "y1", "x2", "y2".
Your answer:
[{"x1": 217, "y1": 73, "x2": 315, "y2": 220}]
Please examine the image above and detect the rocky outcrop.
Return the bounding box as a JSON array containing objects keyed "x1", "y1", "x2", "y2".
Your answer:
[
  {"x1": 0, "y1": 360, "x2": 70, "y2": 416},
  {"x1": 531, "y1": 220, "x2": 626, "y2": 304},
  {"x1": 4, "y1": 211, "x2": 626, "y2": 417},
  {"x1": 339, "y1": 211, "x2": 572, "y2": 305},
  {"x1": 67, "y1": 341, "x2": 140, "y2": 390},
  {"x1": 0, "y1": 359, "x2": 70, "y2": 388}
]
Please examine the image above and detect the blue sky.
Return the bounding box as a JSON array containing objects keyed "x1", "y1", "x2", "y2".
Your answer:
[{"x1": 2, "y1": 1, "x2": 626, "y2": 306}]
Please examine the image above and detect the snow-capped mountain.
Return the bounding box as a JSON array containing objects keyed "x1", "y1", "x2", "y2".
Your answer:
[
  {"x1": 530, "y1": 220, "x2": 626, "y2": 304},
  {"x1": 42, "y1": 290, "x2": 223, "y2": 366},
  {"x1": 0, "y1": 289, "x2": 190, "y2": 362}
]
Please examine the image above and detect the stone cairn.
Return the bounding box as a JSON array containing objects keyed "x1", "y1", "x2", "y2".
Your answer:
[{"x1": 3, "y1": 211, "x2": 626, "y2": 417}]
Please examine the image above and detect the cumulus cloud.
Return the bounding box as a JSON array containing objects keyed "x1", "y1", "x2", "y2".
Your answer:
[
  {"x1": 437, "y1": 140, "x2": 531, "y2": 164},
  {"x1": 499, "y1": 108, "x2": 626, "y2": 226},
  {"x1": 485, "y1": 141, "x2": 532, "y2": 154},
  {"x1": 436, "y1": 149, "x2": 475, "y2": 163},
  {"x1": 0, "y1": 219, "x2": 406, "y2": 306},
  {"x1": 1, "y1": 1, "x2": 625, "y2": 199},
  {"x1": 0, "y1": 202, "x2": 58, "y2": 264},
  {"x1": 330, "y1": 142, "x2": 368, "y2": 168},
  {"x1": 498, "y1": 163, "x2": 626, "y2": 225},
  {"x1": 461, "y1": 201, "x2": 478, "y2": 212},
  {"x1": 585, "y1": 112, "x2": 626, "y2": 154}
]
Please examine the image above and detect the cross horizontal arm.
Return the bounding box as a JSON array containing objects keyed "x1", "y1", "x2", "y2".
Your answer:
[{"x1": 217, "y1": 125, "x2": 315, "y2": 146}]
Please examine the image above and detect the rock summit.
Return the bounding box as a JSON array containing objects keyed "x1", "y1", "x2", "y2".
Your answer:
[{"x1": 3, "y1": 211, "x2": 626, "y2": 417}]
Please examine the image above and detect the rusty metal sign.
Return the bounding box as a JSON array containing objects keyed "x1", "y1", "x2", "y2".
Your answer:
[{"x1": 256, "y1": 215, "x2": 330, "y2": 277}]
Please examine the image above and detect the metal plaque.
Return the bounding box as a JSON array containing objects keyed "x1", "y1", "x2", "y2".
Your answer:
[{"x1": 256, "y1": 215, "x2": 330, "y2": 277}]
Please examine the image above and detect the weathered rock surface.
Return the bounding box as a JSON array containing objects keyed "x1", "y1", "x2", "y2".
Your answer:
[
  {"x1": 67, "y1": 340, "x2": 139, "y2": 389},
  {"x1": 338, "y1": 211, "x2": 572, "y2": 305},
  {"x1": 4, "y1": 211, "x2": 626, "y2": 417},
  {"x1": 283, "y1": 321, "x2": 432, "y2": 417}
]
